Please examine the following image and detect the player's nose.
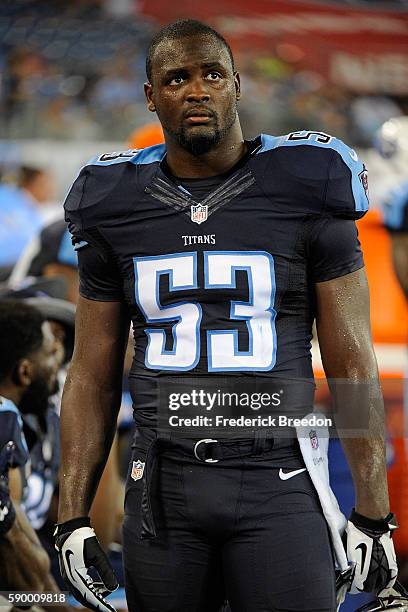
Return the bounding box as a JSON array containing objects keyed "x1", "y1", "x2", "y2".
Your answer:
[{"x1": 185, "y1": 77, "x2": 210, "y2": 104}]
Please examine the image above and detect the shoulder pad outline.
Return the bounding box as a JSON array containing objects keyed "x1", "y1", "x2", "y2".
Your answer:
[
  {"x1": 257, "y1": 131, "x2": 368, "y2": 214},
  {"x1": 86, "y1": 144, "x2": 166, "y2": 167}
]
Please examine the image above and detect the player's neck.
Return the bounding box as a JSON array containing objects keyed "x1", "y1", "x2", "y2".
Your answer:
[
  {"x1": 164, "y1": 122, "x2": 246, "y2": 178},
  {"x1": 0, "y1": 384, "x2": 23, "y2": 409}
]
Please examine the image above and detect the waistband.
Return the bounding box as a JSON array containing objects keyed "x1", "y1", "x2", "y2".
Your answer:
[{"x1": 135, "y1": 428, "x2": 301, "y2": 540}]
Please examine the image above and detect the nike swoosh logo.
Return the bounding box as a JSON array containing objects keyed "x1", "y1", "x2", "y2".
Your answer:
[
  {"x1": 279, "y1": 468, "x2": 307, "y2": 480},
  {"x1": 349, "y1": 149, "x2": 359, "y2": 161},
  {"x1": 65, "y1": 549, "x2": 75, "y2": 582},
  {"x1": 356, "y1": 542, "x2": 368, "y2": 570}
]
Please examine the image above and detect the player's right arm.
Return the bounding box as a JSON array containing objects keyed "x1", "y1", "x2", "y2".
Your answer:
[
  {"x1": 56, "y1": 296, "x2": 129, "y2": 612},
  {"x1": 56, "y1": 161, "x2": 130, "y2": 612},
  {"x1": 58, "y1": 296, "x2": 129, "y2": 522}
]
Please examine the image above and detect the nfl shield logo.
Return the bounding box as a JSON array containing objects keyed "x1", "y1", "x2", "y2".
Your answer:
[
  {"x1": 191, "y1": 204, "x2": 208, "y2": 225},
  {"x1": 309, "y1": 430, "x2": 319, "y2": 450},
  {"x1": 359, "y1": 168, "x2": 369, "y2": 201},
  {"x1": 131, "y1": 460, "x2": 145, "y2": 481}
]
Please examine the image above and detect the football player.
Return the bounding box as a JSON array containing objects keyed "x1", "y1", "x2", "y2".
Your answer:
[
  {"x1": 0, "y1": 301, "x2": 71, "y2": 610},
  {"x1": 56, "y1": 20, "x2": 397, "y2": 612}
]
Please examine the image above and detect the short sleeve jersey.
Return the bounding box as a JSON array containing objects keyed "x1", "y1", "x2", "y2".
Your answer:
[
  {"x1": 23, "y1": 407, "x2": 60, "y2": 530},
  {"x1": 64, "y1": 131, "x2": 368, "y2": 422},
  {"x1": 0, "y1": 397, "x2": 30, "y2": 501}
]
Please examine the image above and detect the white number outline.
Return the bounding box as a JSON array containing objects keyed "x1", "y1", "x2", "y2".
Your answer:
[
  {"x1": 134, "y1": 251, "x2": 277, "y2": 372},
  {"x1": 204, "y1": 251, "x2": 277, "y2": 372},
  {"x1": 133, "y1": 252, "x2": 202, "y2": 371}
]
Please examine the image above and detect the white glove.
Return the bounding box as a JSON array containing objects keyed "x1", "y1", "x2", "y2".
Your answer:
[
  {"x1": 346, "y1": 509, "x2": 398, "y2": 594},
  {"x1": 54, "y1": 517, "x2": 118, "y2": 612}
]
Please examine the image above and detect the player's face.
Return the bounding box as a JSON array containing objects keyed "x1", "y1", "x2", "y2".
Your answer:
[
  {"x1": 19, "y1": 322, "x2": 61, "y2": 415},
  {"x1": 145, "y1": 35, "x2": 241, "y2": 156}
]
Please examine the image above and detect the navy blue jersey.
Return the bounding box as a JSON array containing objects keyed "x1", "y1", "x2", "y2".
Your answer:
[
  {"x1": 65, "y1": 132, "x2": 368, "y2": 425},
  {"x1": 23, "y1": 407, "x2": 60, "y2": 530},
  {"x1": 383, "y1": 180, "x2": 408, "y2": 233},
  {"x1": 0, "y1": 396, "x2": 30, "y2": 500}
]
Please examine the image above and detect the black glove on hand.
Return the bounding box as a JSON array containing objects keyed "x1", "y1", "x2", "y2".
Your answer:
[
  {"x1": 54, "y1": 516, "x2": 118, "y2": 612},
  {"x1": 0, "y1": 442, "x2": 16, "y2": 537},
  {"x1": 346, "y1": 508, "x2": 398, "y2": 594}
]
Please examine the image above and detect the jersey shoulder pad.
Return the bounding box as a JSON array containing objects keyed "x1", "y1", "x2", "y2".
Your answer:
[
  {"x1": 63, "y1": 144, "x2": 167, "y2": 231},
  {"x1": 382, "y1": 180, "x2": 408, "y2": 232},
  {"x1": 258, "y1": 131, "x2": 369, "y2": 219},
  {"x1": 88, "y1": 144, "x2": 166, "y2": 167}
]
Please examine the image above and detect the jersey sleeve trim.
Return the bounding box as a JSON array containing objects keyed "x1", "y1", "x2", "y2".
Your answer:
[
  {"x1": 258, "y1": 132, "x2": 369, "y2": 213},
  {"x1": 85, "y1": 144, "x2": 166, "y2": 168},
  {"x1": 78, "y1": 287, "x2": 125, "y2": 302},
  {"x1": 313, "y1": 259, "x2": 365, "y2": 284}
]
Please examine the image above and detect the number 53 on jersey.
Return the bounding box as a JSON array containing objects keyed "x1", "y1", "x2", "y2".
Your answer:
[{"x1": 134, "y1": 251, "x2": 277, "y2": 373}]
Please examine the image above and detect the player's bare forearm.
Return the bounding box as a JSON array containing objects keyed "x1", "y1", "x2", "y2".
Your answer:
[
  {"x1": 58, "y1": 297, "x2": 130, "y2": 523},
  {"x1": 316, "y1": 268, "x2": 390, "y2": 519},
  {"x1": 58, "y1": 369, "x2": 121, "y2": 520},
  {"x1": 328, "y1": 376, "x2": 389, "y2": 518}
]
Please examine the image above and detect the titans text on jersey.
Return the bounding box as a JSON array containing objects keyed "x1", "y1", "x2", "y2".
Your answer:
[{"x1": 64, "y1": 131, "x2": 369, "y2": 429}]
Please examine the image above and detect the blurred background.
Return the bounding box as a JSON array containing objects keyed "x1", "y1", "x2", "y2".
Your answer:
[{"x1": 0, "y1": 0, "x2": 407, "y2": 609}]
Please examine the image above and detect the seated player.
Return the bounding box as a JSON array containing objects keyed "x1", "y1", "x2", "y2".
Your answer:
[
  {"x1": 0, "y1": 301, "x2": 71, "y2": 610},
  {"x1": 8, "y1": 219, "x2": 126, "y2": 553}
]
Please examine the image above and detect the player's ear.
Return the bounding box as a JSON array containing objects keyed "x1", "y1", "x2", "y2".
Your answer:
[
  {"x1": 234, "y1": 72, "x2": 241, "y2": 101},
  {"x1": 144, "y1": 82, "x2": 156, "y2": 112},
  {"x1": 14, "y1": 358, "x2": 34, "y2": 387}
]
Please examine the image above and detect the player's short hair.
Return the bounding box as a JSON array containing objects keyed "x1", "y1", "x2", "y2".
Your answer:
[
  {"x1": 146, "y1": 19, "x2": 235, "y2": 82},
  {"x1": 0, "y1": 301, "x2": 44, "y2": 383}
]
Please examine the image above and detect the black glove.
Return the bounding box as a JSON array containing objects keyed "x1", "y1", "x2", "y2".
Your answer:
[
  {"x1": 0, "y1": 441, "x2": 16, "y2": 537},
  {"x1": 54, "y1": 516, "x2": 118, "y2": 612},
  {"x1": 346, "y1": 508, "x2": 398, "y2": 594}
]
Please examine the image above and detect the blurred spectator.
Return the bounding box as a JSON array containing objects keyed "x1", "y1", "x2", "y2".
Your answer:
[
  {"x1": 18, "y1": 165, "x2": 58, "y2": 222},
  {"x1": 0, "y1": 1, "x2": 404, "y2": 145},
  {"x1": 350, "y1": 96, "x2": 403, "y2": 147},
  {"x1": 0, "y1": 177, "x2": 43, "y2": 268},
  {"x1": 9, "y1": 219, "x2": 79, "y2": 303}
]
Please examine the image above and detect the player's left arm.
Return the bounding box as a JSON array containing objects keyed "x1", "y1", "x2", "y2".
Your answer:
[
  {"x1": 316, "y1": 267, "x2": 389, "y2": 519},
  {"x1": 316, "y1": 267, "x2": 398, "y2": 594}
]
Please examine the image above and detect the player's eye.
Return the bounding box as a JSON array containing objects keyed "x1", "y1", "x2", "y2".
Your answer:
[
  {"x1": 168, "y1": 75, "x2": 185, "y2": 86},
  {"x1": 205, "y1": 72, "x2": 222, "y2": 81}
]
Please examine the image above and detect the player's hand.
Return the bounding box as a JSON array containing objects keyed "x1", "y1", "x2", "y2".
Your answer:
[
  {"x1": 0, "y1": 441, "x2": 16, "y2": 537},
  {"x1": 54, "y1": 517, "x2": 118, "y2": 612},
  {"x1": 346, "y1": 508, "x2": 398, "y2": 594}
]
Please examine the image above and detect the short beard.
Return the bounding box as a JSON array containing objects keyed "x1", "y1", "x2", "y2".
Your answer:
[
  {"x1": 176, "y1": 126, "x2": 222, "y2": 156},
  {"x1": 19, "y1": 375, "x2": 59, "y2": 416},
  {"x1": 171, "y1": 105, "x2": 237, "y2": 156}
]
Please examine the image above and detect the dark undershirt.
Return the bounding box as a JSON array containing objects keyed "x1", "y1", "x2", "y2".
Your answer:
[{"x1": 161, "y1": 142, "x2": 256, "y2": 202}]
